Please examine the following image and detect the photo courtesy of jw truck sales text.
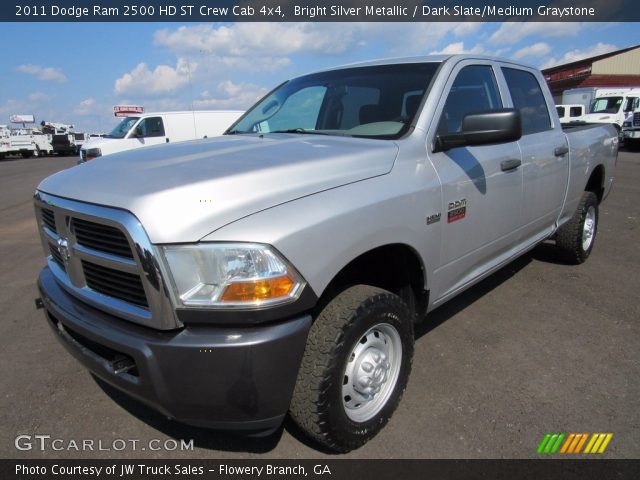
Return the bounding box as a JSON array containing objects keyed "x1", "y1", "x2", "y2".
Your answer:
[{"x1": 34, "y1": 53, "x2": 617, "y2": 452}]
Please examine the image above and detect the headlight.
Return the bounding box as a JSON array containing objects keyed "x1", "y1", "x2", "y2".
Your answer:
[
  {"x1": 161, "y1": 243, "x2": 305, "y2": 308},
  {"x1": 85, "y1": 148, "x2": 102, "y2": 160}
]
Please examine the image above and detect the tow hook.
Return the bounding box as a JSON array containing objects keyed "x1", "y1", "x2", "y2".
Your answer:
[{"x1": 34, "y1": 298, "x2": 44, "y2": 309}]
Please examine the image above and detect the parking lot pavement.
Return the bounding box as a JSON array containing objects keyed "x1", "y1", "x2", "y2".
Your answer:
[{"x1": 1, "y1": 152, "x2": 638, "y2": 459}]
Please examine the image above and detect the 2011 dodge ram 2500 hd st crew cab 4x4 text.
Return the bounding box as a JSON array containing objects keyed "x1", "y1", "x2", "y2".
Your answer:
[{"x1": 34, "y1": 55, "x2": 617, "y2": 452}]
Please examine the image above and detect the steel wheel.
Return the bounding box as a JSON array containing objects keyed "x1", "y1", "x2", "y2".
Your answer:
[
  {"x1": 582, "y1": 205, "x2": 596, "y2": 252},
  {"x1": 342, "y1": 323, "x2": 402, "y2": 423}
]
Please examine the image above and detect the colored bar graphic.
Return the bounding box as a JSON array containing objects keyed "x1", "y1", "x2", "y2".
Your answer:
[
  {"x1": 550, "y1": 433, "x2": 565, "y2": 453},
  {"x1": 598, "y1": 434, "x2": 613, "y2": 453},
  {"x1": 537, "y1": 434, "x2": 552, "y2": 454},
  {"x1": 574, "y1": 433, "x2": 589, "y2": 453},
  {"x1": 538, "y1": 433, "x2": 613, "y2": 454},
  {"x1": 560, "y1": 434, "x2": 575, "y2": 453}
]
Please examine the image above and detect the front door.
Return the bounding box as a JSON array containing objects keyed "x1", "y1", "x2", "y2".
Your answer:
[{"x1": 427, "y1": 62, "x2": 524, "y2": 302}]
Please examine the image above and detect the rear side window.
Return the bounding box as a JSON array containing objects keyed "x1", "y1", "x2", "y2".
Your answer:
[
  {"x1": 437, "y1": 65, "x2": 503, "y2": 134},
  {"x1": 569, "y1": 106, "x2": 582, "y2": 117},
  {"x1": 556, "y1": 106, "x2": 565, "y2": 117},
  {"x1": 138, "y1": 117, "x2": 165, "y2": 137},
  {"x1": 502, "y1": 68, "x2": 551, "y2": 135}
]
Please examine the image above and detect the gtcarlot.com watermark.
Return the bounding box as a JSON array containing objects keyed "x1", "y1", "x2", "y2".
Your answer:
[{"x1": 15, "y1": 434, "x2": 194, "y2": 452}]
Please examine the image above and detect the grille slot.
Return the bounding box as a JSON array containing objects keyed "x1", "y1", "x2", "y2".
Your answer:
[
  {"x1": 82, "y1": 261, "x2": 148, "y2": 308},
  {"x1": 73, "y1": 218, "x2": 134, "y2": 259},
  {"x1": 41, "y1": 208, "x2": 57, "y2": 233},
  {"x1": 49, "y1": 245, "x2": 66, "y2": 271}
]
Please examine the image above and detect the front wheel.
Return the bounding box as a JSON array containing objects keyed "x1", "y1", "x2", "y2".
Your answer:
[
  {"x1": 289, "y1": 285, "x2": 414, "y2": 452},
  {"x1": 555, "y1": 191, "x2": 599, "y2": 264}
]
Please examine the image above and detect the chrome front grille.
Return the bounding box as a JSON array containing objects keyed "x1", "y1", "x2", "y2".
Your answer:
[
  {"x1": 49, "y1": 244, "x2": 66, "y2": 271},
  {"x1": 41, "y1": 208, "x2": 57, "y2": 233},
  {"x1": 35, "y1": 191, "x2": 180, "y2": 330},
  {"x1": 82, "y1": 260, "x2": 148, "y2": 308},
  {"x1": 73, "y1": 218, "x2": 134, "y2": 259}
]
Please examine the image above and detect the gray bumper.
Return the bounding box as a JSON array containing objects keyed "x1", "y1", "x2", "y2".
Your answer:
[{"x1": 37, "y1": 267, "x2": 311, "y2": 431}]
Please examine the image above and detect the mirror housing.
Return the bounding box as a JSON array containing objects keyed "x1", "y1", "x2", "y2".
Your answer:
[
  {"x1": 434, "y1": 108, "x2": 522, "y2": 152},
  {"x1": 132, "y1": 126, "x2": 144, "y2": 138}
]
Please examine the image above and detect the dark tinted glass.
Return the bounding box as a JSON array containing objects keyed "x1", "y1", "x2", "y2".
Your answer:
[
  {"x1": 229, "y1": 63, "x2": 439, "y2": 139},
  {"x1": 502, "y1": 68, "x2": 552, "y2": 135},
  {"x1": 438, "y1": 65, "x2": 502, "y2": 134}
]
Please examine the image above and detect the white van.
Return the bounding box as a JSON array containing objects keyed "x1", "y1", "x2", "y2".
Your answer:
[{"x1": 79, "y1": 110, "x2": 243, "y2": 162}]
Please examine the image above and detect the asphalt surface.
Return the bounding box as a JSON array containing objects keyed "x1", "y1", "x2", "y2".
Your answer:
[{"x1": 1, "y1": 151, "x2": 638, "y2": 459}]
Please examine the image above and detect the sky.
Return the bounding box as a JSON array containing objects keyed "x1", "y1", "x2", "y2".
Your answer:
[{"x1": 1, "y1": 22, "x2": 638, "y2": 133}]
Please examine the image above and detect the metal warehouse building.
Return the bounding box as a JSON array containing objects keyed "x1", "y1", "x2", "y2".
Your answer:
[{"x1": 543, "y1": 44, "x2": 640, "y2": 102}]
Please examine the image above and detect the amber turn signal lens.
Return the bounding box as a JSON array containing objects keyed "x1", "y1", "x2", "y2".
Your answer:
[{"x1": 220, "y1": 275, "x2": 295, "y2": 303}]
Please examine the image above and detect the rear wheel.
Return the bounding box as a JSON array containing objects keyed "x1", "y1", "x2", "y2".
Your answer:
[
  {"x1": 556, "y1": 191, "x2": 599, "y2": 264},
  {"x1": 290, "y1": 285, "x2": 414, "y2": 452},
  {"x1": 21, "y1": 151, "x2": 33, "y2": 159}
]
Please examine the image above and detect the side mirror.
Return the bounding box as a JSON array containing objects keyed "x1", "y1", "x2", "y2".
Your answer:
[
  {"x1": 133, "y1": 126, "x2": 144, "y2": 138},
  {"x1": 434, "y1": 108, "x2": 522, "y2": 152}
]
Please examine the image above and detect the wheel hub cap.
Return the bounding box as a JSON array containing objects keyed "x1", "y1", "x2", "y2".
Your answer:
[
  {"x1": 582, "y1": 206, "x2": 596, "y2": 251},
  {"x1": 354, "y1": 348, "x2": 390, "y2": 398},
  {"x1": 342, "y1": 323, "x2": 402, "y2": 423}
]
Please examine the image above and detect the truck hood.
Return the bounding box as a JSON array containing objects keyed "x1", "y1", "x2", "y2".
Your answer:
[
  {"x1": 38, "y1": 134, "x2": 399, "y2": 243},
  {"x1": 81, "y1": 137, "x2": 119, "y2": 151}
]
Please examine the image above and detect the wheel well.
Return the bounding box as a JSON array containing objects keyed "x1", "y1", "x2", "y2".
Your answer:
[
  {"x1": 586, "y1": 165, "x2": 605, "y2": 203},
  {"x1": 319, "y1": 244, "x2": 428, "y2": 322}
]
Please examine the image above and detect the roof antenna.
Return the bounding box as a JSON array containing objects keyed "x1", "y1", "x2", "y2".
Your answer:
[{"x1": 185, "y1": 56, "x2": 197, "y2": 137}]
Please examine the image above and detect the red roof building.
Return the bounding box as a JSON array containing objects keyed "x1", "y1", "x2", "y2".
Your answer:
[{"x1": 542, "y1": 45, "x2": 640, "y2": 102}]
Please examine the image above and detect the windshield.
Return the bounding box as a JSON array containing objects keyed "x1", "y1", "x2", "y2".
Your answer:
[
  {"x1": 227, "y1": 63, "x2": 440, "y2": 139},
  {"x1": 590, "y1": 97, "x2": 622, "y2": 114},
  {"x1": 106, "y1": 117, "x2": 139, "y2": 138}
]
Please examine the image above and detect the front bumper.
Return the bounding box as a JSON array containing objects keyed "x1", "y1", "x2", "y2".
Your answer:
[
  {"x1": 622, "y1": 129, "x2": 640, "y2": 140},
  {"x1": 37, "y1": 267, "x2": 311, "y2": 431}
]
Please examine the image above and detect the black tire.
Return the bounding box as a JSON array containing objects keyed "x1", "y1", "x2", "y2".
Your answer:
[
  {"x1": 289, "y1": 285, "x2": 414, "y2": 452},
  {"x1": 555, "y1": 191, "x2": 599, "y2": 264},
  {"x1": 21, "y1": 151, "x2": 33, "y2": 159}
]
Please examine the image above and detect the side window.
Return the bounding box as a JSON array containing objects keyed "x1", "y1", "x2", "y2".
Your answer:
[
  {"x1": 556, "y1": 106, "x2": 565, "y2": 118},
  {"x1": 624, "y1": 97, "x2": 639, "y2": 113},
  {"x1": 438, "y1": 65, "x2": 502, "y2": 134},
  {"x1": 569, "y1": 106, "x2": 583, "y2": 117},
  {"x1": 138, "y1": 117, "x2": 165, "y2": 137},
  {"x1": 502, "y1": 68, "x2": 552, "y2": 135}
]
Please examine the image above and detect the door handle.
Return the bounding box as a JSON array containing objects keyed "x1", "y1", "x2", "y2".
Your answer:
[
  {"x1": 554, "y1": 145, "x2": 569, "y2": 156},
  {"x1": 500, "y1": 159, "x2": 521, "y2": 171}
]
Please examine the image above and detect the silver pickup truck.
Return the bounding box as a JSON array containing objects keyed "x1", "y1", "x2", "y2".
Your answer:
[{"x1": 34, "y1": 55, "x2": 617, "y2": 452}]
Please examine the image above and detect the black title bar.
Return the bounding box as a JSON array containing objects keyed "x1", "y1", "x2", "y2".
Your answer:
[
  {"x1": 4, "y1": 0, "x2": 640, "y2": 22},
  {"x1": 3, "y1": 459, "x2": 640, "y2": 480}
]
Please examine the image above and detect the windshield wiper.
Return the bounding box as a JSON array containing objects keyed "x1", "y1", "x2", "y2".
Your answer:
[
  {"x1": 224, "y1": 129, "x2": 252, "y2": 135},
  {"x1": 270, "y1": 128, "x2": 329, "y2": 135}
]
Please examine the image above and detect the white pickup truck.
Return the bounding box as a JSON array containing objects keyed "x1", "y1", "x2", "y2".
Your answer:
[{"x1": 34, "y1": 55, "x2": 617, "y2": 452}]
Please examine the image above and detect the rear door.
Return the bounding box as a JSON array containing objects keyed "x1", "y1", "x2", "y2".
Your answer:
[
  {"x1": 499, "y1": 65, "x2": 568, "y2": 241},
  {"x1": 427, "y1": 60, "x2": 524, "y2": 301}
]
